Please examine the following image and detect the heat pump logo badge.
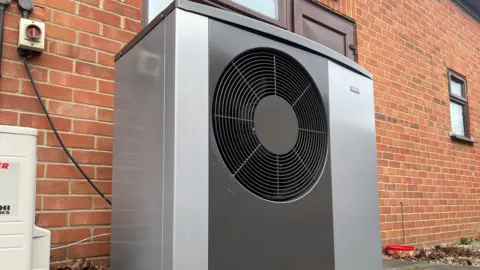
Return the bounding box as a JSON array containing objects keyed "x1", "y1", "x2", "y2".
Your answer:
[
  {"x1": 0, "y1": 205, "x2": 11, "y2": 215},
  {"x1": 0, "y1": 161, "x2": 19, "y2": 216}
]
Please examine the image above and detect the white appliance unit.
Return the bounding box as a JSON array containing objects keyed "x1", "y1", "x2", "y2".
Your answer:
[
  {"x1": 112, "y1": 1, "x2": 381, "y2": 270},
  {"x1": 0, "y1": 125, "x2": 51, "y2": 270}
]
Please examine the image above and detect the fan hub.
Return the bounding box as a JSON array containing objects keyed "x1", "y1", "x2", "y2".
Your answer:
[{"x1": 254, "y1": 95, "x2": 298, "y2": 155}]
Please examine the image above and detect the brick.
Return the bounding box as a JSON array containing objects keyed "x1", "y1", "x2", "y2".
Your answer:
[
  {"x1": 48, "y1": 100, "x2": 97, "y2": 119},
  {"x1": 43, "y1": 196, "x2": 92, "y2": 210},
  {"x1": 70, "y1": 211, "x2": 111, "y2": 225},
  {"x1": 53, "y1": 11, "x2": 101, "y2": 35},
  {"x1": 50, "y1": 250, "x2": 67, "y2": 264},
  {"x1": 0, "y1": 76, "x2": 19, "y2": 93},
  {"x1": 99, "y1": 80, "x2": 114, "y2": 94},
  {"x1": 98, "y1": 108, "x2": 114, "y2": 122},
  {"x1": 50, "y1": 71, "x2": 97, "y2": 91},
  {"x1": 71, "y1": 150, "x2": 113, "y2": 165},
  {"x1": 29, "y1": 53, "x2": 74, "y2": 72},
  {"x1": 68, "y1": 242, "x2": 110, "y2": 258},
  {"x1": 2, "y1": 44, "x2": 21, "y2": 62},
  {"x1": 46, "y1": 132, "x2": 95, "y2": 149},
  {"x1": 92, "y1": 228, "x2": 111, "y2": 241},
  {"x1": 37, "y1": 147, "x2": 69, "y2": 162},
  {"x1": 31, "y1": 5, "x2": 51, "y2": 21},
  {"x1": 0, "y1": 93, "x2": 42, "y2": 113},
  {"x1": 96, "y1": 137, "x2": 113, "y2": 151},
  {"x1": 71, "y1": 181, "x2": 112, "y2": 194},
  {"x1": 73, "y1": 120, "x2": 113, "y2": 136},
  {"x1": 46, "y1": 164, "x2": 95, "y2": 179},
  {"x1": 2, "y1": 28, "x2": 18, "y2": 45},
  {"x1": 124, "y1": 0, "x2": 142, "y2": 8},
  {"x1": 75, "y1": 62, "x2": 115, "y2": 80},
  {"x1": 3, "y1": 11, "x2": 20, "y2": 29},
  {"x1": 20, "y1": 113, "x2": 71, "y2": 131},
  {"x1": 37, "y1": 130, "x2": 43, "y2": 146},
  {"x1": 36, "y1": 196, "x2": 42, "y2": 210},
  {"x1": 125, "y1": 18, "x2": 142, "y2": 32},
  {"x1": 0, "y1": 111, "x2": 18, "y2": 125},
  {"x1": 79, "y1": 4, "x2": 121, "y2": 27},
  {"x1": 96, "y1": 167, "x2": 112, "y2": 180},
  {"x1": 76, "y1": 0, "x2": 100, "y2": 6},
  {"x1": 45, "y1": 23, "x2": 77, "y2": 43},
  {"x1": 36, "y1": 212, "x2": 68, "y2": 227},
  {"x1": 97, "y1": 52, "x2": 114, "y2": 67},
  {"x1": 103, "y1": 25, "x2": 136, "y2": 43},
  {"x1": 51, "y1": 228, "x2": 91, "y2": 244},
  {"x1": 1, "y1": 61, "x2": 48, "y2": 82},
  {"x1": 36, "y1": 0, "x2": 76, "y2": 13},
  {"x1": 93, "y1": 196, "x2": 112, "y2": 209},
  {"x1": 49, "y1": 40, "x2": 96, "y2": 63},
  {"x1": 21, "y1": 81, "x2": 73, "y2": 101},
  {"x1": 74, "y1": 90, "x2": 114, "y2": 108},
  {"x1": 78, "y1": 32, "x2": 122, "y2": 54},
  {"x1": 36, "y1": 180, "x2": 69, "y2": 195},
  {"x1": 104, "y1": 0, "x2": 142, "y2": 20},
  {"x1": 37, "y1": 163, "x2": 45, "y2": 178}
]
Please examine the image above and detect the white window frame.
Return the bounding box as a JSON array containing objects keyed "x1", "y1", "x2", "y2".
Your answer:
[{"x1": 448, "y1": 69, "x2": 473, "y2": 144}]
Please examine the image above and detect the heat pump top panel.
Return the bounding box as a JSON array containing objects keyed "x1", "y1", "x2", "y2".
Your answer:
[{"x1": 115, "y1": 0, "x2": 371, "y2": 80}]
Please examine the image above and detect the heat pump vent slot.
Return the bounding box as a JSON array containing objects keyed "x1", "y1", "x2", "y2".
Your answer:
[{"x1": 213, "y1": 48, "x2": 328, "y2": 202}]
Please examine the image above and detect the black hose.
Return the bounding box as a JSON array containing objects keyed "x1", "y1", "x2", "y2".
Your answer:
[
  {"x1": 22, "y1": 57, "x2": 112, "y2": 206},
  {"x1": 0, "y1": 4, "x2": 6, "y2": 78}
]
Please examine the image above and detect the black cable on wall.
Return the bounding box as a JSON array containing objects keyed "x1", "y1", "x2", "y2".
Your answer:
[
  {"x1": 15, "y1": 0, "x2": 111, "y2": 206},
  {"x1": 22, "y1": 57, "x2": 112, "y2": 206}
]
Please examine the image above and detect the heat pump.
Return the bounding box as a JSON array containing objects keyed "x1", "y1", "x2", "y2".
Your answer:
[
  {"x1": 112, "y1": 1, "x2": 381, "y2": 269},
  {"x1": 0, "y1": 125, "x2": 51, "y2": 270}
]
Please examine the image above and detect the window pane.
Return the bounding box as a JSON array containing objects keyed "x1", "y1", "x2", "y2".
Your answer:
[
  {"x1": 450, "y1": 102, "x2": 465, "y2": 136},
  {"x1": 450, "y1": 78, "x2": 463, "y2": 97},
  {"x1": 231, "y1": 0, "x2": 278, "y2": 19},
  {"x1": 148, "y1": 0, "x2": 174, "y2": 23}
]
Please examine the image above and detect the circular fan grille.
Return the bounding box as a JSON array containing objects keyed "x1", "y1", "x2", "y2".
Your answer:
[{"x1": 212, "y1": 48, "x2": 328, "y2": 202}]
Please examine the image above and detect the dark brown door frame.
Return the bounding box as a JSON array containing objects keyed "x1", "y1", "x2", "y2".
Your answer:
[{"x1": 292, "y1": 0, "x2": 357, "y2": 61}]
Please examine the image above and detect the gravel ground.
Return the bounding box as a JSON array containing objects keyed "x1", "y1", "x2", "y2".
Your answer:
[
  {"x1": 384, "y1": 241, "x2": 480, "y2": 267},
  {"x1": 53, "y1": 260, "x2": 109, "y2": 270},
  {"x1": 383, "y1": 259, "x2": 480, "y2": 269},
  {"x1": 54, "y1": 241, "x2": 480, "y2": 270}
]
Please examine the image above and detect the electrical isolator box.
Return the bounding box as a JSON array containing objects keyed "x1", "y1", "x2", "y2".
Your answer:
[{"x1": 18, "y1": 18, "x2": 46, "y2": 52}]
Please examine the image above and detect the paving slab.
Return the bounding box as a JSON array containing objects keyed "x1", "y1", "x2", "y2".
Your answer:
[{"x1": 383, "y1": 259, "x2": 480, "y2": 269}]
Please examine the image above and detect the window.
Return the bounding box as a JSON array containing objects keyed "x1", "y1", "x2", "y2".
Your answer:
[
  {"x1": 144, "y1": 0, "x2": 357, "y2": 61},
  {"x1": 209, "y1": 0, "x2": 287, "y2": 27},
  {"x1": 144, "y1": 0, "x2": 174, "y2": 24},
  {"x1": 448, "y1": 69, "x2": 473, "y2": 143},
  {"x1": 230, "y1": 0, "x2": 279, "y2": 19}
]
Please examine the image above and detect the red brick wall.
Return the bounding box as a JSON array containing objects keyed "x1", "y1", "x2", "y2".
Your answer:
[
  {"x1": 0, "y1": 0, "x2": 142, "y2": 265},
  {"x1": 317, "y1": 0, "x2": 480, "y2": 247}
]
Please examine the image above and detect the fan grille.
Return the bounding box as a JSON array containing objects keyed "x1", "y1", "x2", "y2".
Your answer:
[{"x1": 212, "y1": 48, "x2": 328, "y2": 202}]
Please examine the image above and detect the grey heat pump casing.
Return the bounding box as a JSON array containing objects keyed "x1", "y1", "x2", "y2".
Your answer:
[{"x1": 112, "y1": 1, "x2": 381, "y2": 270}]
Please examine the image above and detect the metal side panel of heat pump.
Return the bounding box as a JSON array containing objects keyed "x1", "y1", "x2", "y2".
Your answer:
[
  {"x1": 328, "y1": 61, "x2": 382, "y2": 270},
  {"x1": 111, "y1": 9, "x2": 209, "y2": 270}
]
